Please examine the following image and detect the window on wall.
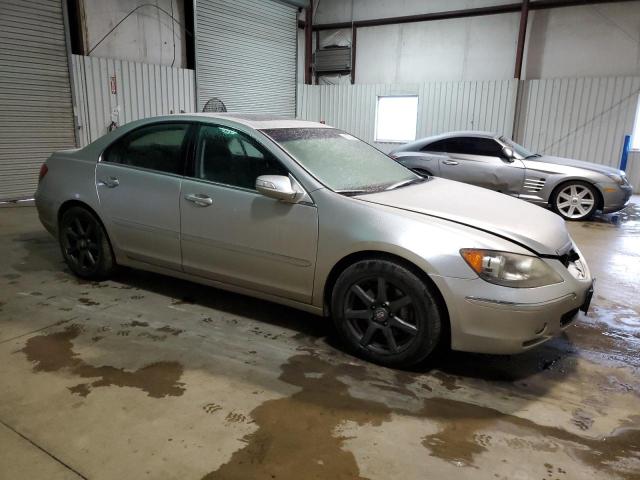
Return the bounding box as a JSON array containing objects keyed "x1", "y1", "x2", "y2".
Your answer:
[
  {"x1": 375, "y1": 96, "x2": 419, "y2": 143},
  {"x1": 632, "y1": 95, "x2": 640, "y2": 150}
]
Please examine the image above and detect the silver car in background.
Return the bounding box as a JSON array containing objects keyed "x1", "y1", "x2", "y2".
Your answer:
[
  {"x1": 36, "y1": 115, "x2": 593, "y2": 368},
  {"x1": 391, "y1": 131, "x2": 633, "y2": 221}
]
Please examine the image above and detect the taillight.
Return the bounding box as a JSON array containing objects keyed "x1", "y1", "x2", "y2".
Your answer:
[{"x1": 38, "y1": 164, "x2": 48, "y2": 183}]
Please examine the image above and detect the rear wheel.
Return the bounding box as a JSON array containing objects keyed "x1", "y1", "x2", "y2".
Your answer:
[
  {"x1": 331, "y1": 259, "x2": 442, "y2": 368},
  {"x1": 59, "y1": 207, "x2": 114, "y2": 280},
  {"x1": 552, "y1": 181, "x2": 598, "y2": 221}
]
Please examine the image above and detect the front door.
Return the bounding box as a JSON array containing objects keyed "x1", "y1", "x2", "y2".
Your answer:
[
  {"x1": 180, "y1": 124, "x2": 318, "y2": 303},
  {"x1": 435, "y1": 137, "x2": 525, "y2": 196},
  {"x1": 96, "y1": 122, "x2": 191, "y2": 270}
]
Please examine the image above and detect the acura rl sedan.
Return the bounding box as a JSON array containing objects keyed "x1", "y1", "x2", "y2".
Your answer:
[
  {"x1": 391, "y1": 131, "x2": 633, "y2": 221},
  {"x1": 35, "y1": 114, "x2": 593, "y2": 367}
]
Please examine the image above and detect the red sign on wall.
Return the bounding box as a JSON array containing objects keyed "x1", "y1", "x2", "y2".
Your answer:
[{"x1": 110, "y1": 75, "x2": 117, "y2": 95}]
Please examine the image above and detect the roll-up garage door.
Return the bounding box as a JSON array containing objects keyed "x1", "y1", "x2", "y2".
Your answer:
[
  {"x1": 195, "y1": 0, "x2": 297, "y2": 116},
  {"x1": 0, "y1": 0, "x2": 76, "y2": 200}
]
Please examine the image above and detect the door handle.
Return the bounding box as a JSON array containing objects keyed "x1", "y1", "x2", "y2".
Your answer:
[
  {"x1": 98, "y1": 176, "x2": 119, "y2": 188},
  {"x1": 443, "y1": 160, "x2": 459, "y2": 166},
  {"x1": 184, "y1": 193, "x2": 213, "y2": 207}
]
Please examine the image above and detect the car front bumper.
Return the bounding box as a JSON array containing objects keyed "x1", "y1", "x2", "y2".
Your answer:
[
  {"x1": 433, "y1": 250, "x2": 592, "y2": 354},
  {"x1": 598, "y1": 182, "x2": 633, "y2": 213}
]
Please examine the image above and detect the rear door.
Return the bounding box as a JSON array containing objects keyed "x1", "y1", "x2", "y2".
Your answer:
[
  {"x1": 180, "y1": 124, "x2": 318, "y2": 303},
  {"x1": 96, "y1": 122, "x2": 192, "y2": 270},
  {"x1": 435, "y1": 137, "x2": 525, "y2": 195}
]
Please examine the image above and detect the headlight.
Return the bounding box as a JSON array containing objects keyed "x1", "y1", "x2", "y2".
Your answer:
[
  {"x1": 460, "y1": 249, "x2": 564, "y2": 288},
  {"x1": 606, "y1": 172, "x2": 626, "y2": 185}
]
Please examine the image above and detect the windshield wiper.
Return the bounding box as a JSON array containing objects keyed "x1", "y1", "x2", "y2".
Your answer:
[
  {"x1": 384, "y1": 177, "x2": 426, "y2": 191},
  {"x1": 525, "y1": 153, "x2": 542, "y2": 159},
  {"x1": 335, "y1": 189, "x2": 372, "y2": 196}
]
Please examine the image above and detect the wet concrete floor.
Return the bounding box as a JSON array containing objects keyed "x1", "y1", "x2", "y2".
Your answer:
[{"x1": 0, "y1": 201, "x2": 639, "y2": 479}]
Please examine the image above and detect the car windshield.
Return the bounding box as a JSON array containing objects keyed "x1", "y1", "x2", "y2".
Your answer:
[
  {"x1": 261, "y1": 128, "x2": 422, "y2": 194},
  {"x1": 499, "y1": 136, "x2": 539, "y2": 159}
]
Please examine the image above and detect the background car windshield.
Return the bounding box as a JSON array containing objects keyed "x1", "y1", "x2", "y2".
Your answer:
[
  {"x1": 500, "y1": 137, "x2": 536, "y2": 159},
  {"x1": 262, "y1": 128, "x2": 417, "y2": 192}
]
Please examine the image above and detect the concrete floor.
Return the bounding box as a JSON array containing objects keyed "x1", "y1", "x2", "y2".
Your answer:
[{"x1": 0, "y1": 200, "x2": 639, "y2": 480}]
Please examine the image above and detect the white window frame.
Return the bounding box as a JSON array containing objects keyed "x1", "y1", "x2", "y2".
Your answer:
[{"x1": 374, "y1": 95, "x2": 419, "y2": 143}]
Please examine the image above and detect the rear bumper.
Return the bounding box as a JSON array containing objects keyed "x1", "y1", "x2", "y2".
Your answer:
[
  {"x1": 34, "y1": 190, "x2": 57, "y2": 237},
  {"x1": 598, "y1": 182, "x2": 633, "y2": 213},
  {"x1": 432, "y1": 254, "x2": 592, "y2": 354}
]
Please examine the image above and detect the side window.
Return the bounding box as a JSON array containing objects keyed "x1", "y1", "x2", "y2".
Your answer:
[
  {"x1": 422, "y1": 139, "x2": 448, "y2": 152},
  {"x1": 457, "y1": 137, "x2": 504, "y2": 157},
  {"x1": 104, "y1": 123, "x2": 189, "y2": 175},
  {"x1": 195, "y1": 125, "x2": 287, "y2": 190}
]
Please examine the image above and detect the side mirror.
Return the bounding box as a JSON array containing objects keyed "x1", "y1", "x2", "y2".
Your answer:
[
  {"x1": 256, "y1": 175, "x2": 299, "y2": 203},
  {"x1": 502, "y1": 146, "x2": 515, "y2": 162}
]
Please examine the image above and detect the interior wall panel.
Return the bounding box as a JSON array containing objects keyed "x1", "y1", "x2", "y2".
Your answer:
[
  {"x1": 72, "y1": 55, "x2": 196, "y2": 146},
  {"x1": 297, "y1": 76, "x2": 639, "y2": 189}
]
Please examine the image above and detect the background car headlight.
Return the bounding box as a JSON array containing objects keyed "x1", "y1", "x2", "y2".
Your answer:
[
  {"x1": 606, "y1": 172, "x2": 626, "y2": 185},
  {"x1": 460, "y1": 249, "x2": 564, "y2": 288}
]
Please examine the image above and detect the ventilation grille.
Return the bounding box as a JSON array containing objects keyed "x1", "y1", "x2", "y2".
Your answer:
[
  {"x1": 523, "y1": 178, "x2": 546, "y2": 192},
  {"x1": 314, "y1": 47, "x2": 352, "y2": 73}
]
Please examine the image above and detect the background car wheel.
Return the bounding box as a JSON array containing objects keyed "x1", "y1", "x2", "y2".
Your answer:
[
  {"x1": 552, "y1": 181, "x2": 598, "y2": 221},
  {"x1": 59, "y1": 206, "x2": 115, "y2": 280},
  {"x1": 331, "y1": 259, "x2": 442, "y2": 368}
]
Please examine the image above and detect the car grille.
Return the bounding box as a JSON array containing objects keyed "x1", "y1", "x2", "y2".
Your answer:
[{"x1": 523, "y1": 177, "x2": 546, "y2": 192}]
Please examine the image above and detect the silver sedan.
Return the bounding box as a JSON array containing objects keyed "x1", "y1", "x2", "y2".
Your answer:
[
  {"x1": 35, "y1": 115, "x2": 593, "y2": 367},
  {"x1": 391, "y1": 131, "x2": 633, "y2": 221}
]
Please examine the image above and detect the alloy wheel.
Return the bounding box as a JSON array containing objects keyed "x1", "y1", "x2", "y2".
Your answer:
[
  {"x1": 61, "y1": 212, "x2": 101, "y2": 273},
  {"x1": 343, "y1": 276, "x2": 419, "y2": 355},
  {"x1": 555, "y1": 184, "x2": 595, "y2": 219}
]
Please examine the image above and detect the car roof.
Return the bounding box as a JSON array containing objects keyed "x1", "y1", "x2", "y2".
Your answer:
[
  {"x1": 393, "y1": 130, "x2": 501, "y2": 152},
  {"x1": 172, "y1": 112, "x2": 331, "y2": 130}
]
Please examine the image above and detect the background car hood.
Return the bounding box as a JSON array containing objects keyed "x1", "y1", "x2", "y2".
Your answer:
[
  {"x1": 529, "y1": 154, "x2": 621, "y2": 176},
  {"x1": 355, "y1": 178, "x2": 571, "y2": 255}
]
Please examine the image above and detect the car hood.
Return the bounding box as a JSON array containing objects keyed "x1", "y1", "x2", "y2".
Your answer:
[
  {"x1": 355, "y1": 177, "x2": 571, "y2": 256},
  {"x1": 527, "y1": 154, "x2": 621, "y2": 176}
]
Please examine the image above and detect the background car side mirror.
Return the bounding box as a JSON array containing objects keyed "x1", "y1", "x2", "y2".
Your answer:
[
  {"x1": 256, "y1": 175, "x2": 300, "y2": 203},
  {"x1": 502, "y1": 146, "x2": 515, "y2": 162}
]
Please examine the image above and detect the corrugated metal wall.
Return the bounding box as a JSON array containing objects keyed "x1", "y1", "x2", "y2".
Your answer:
[
  {"x1": 195, "y1": 0, "x2": 298, "y2": 115},
  {"x1": 72, "y1": 55, "x2": 196, "y2": 146},
  {"x1": 297, "y1": 80, "x2": 518, "y2": 153},
  {"x1": 514, "y1": 76, "x2": 640, "y2": 172},
  {"x1": 297, "y1": 76, "x2": 640, "y2": 189},
  {"x1": 0, "y1": 0, "x2": 76, "y2": 200}
]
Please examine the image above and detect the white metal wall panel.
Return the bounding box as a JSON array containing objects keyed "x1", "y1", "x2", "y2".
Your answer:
[
  {"x1": 0, "y1": 0, "x2": 76, "y2": 200},
  {"x1": 195, "y1": 0, "x2": 297, "y2": 115},
  {"x1": 72, "y1": 55, "x2": 196, "y2": 146},
  {"x1": 514, "y1": 76, "x2": 640, "y2": 188},
  {"x1": 297, "y1": 77, "x2": 639, "y2": 189},
  {"x1": 296, "y1": 80, "x2": 517, "y2": 153}
]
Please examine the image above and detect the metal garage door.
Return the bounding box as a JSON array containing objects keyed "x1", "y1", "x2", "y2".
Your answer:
[
  {"x1": 195, "y1": 0, "x2": 297, "y2": 116},
  {"x1": 0, "y1": 0, "x2": 76, "y2": 200}
]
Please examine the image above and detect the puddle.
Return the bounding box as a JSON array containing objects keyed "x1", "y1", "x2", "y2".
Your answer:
[{"x1": 20, "y1": 325, "x2": 185, "y2": 398}]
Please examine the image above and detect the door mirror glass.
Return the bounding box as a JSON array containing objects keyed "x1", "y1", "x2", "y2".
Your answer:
[
  {"x1": 502, "y1": 146, "x2": 515, "y2": 162},
  {"x1": 256, "y1": 175, "x2": 299, "y2": 202}
]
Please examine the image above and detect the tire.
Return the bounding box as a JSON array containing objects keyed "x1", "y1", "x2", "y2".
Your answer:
[
  {"x1": 331, "y1": 259, "x2": 442, "y2": 368},
  {"x1": 551, "y1": 181, "x2": 599, "y2": 221},
  {"x1": 59, "y1": 206, "x2": 115, "y2": 280}
]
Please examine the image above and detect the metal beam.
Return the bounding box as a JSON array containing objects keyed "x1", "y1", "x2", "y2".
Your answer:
[
  {"x1": 298, "y1": 0, "x2": 640, "y2": 31},
  {"x1": 514, "y1": 0, "x2": 530, "y2": 79},
  {"x1": 304, "y1": 1, "x2": 313, "y2": 84}
]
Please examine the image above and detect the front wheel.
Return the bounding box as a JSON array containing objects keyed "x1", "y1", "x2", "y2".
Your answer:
[
  {"x1": 551, "y1": 182, "x2": 598, "y2": 221},
  {"x1": 331, "y1": 259, "x2": 443, "y2": 368},
  {"x1": 59, "y1": 206, "x2": 115, "y2": 280}
]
